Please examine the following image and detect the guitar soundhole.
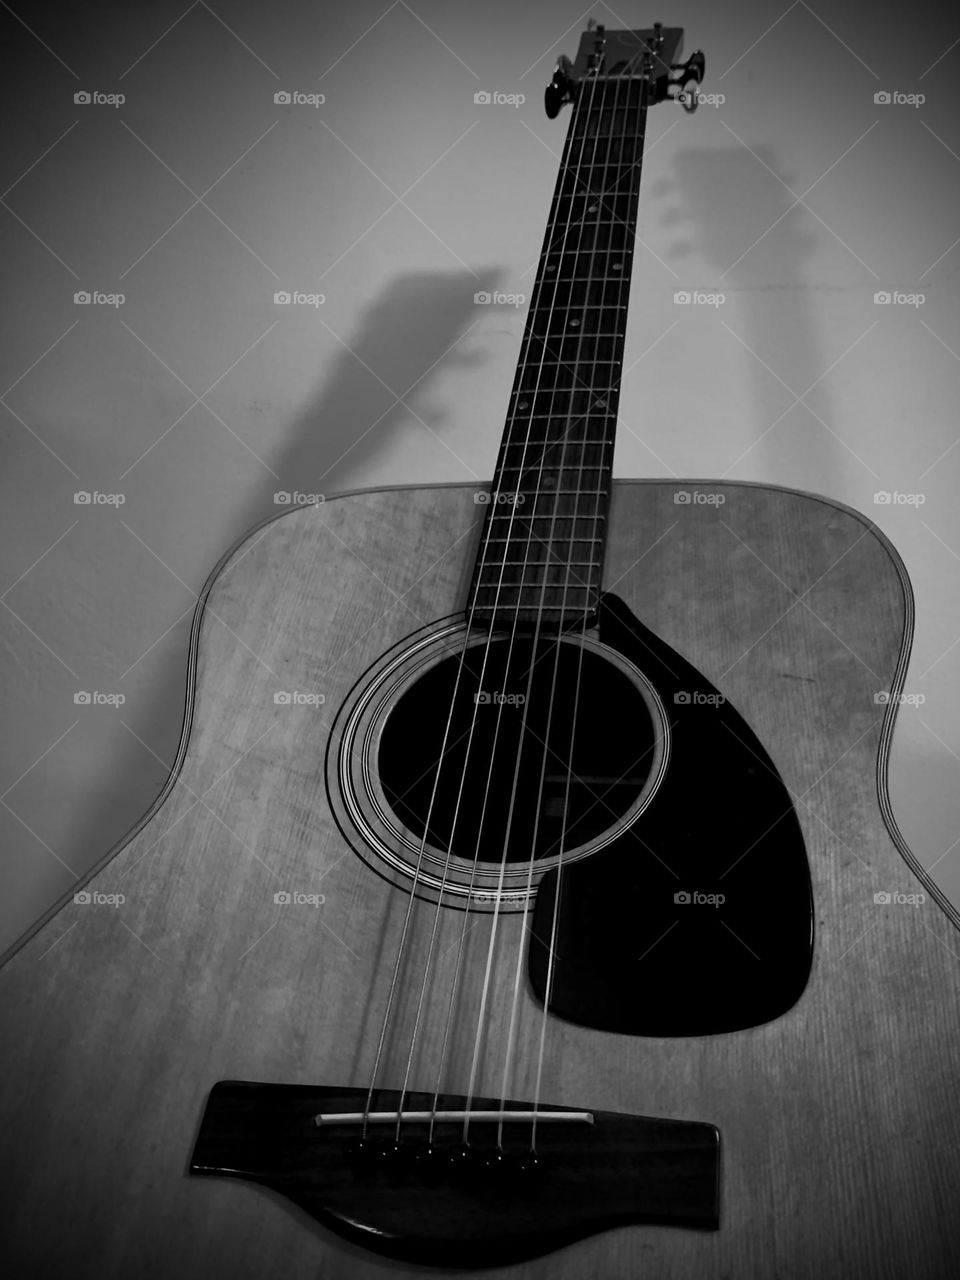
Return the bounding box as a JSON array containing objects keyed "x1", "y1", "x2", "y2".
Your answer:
[{"x1": 377, "y1": 636, "x2": 657, "y2": 866}]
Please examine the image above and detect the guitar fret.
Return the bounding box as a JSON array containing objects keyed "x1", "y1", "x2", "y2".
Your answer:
[
  {"x1": 482, "y1": 535, "x2": 604, "y2": 543},
  {"x1": 498, "y1": 465, "x2": 608, "y2": 475},
  {"x1": 488, "y1": 498, "x2": 605, "y2": 514},
  {"x1": 512, "y1": 388, "x2": 619, "y2": 399},
  {"x1": 515, "y1": 361, "x2": 620, "y2": 368},
  {"x1": 538, "y1": 276, "x2": 632, "y2": 284},
  {"x1": 543, "y1": 245, "x2": 634, "y2": 254},
  {"x1": 501, "y1": 438, "x2": 613, "y2": 447},
  {"x1": 495, "y1": 491, "x2": 608, "y2": 499},
  {"x1": 546, "y1": 221, "x2": 630, "y2": 227}
]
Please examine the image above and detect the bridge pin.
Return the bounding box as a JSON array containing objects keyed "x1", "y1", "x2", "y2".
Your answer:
[{"x1": 447, "y1": 1142, "x2": 484, "y2": 1181}]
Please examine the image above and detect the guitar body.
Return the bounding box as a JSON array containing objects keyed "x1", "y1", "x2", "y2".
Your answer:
[{"x1": 2, "y1": 479, "x2": 958, "y2": 1278}]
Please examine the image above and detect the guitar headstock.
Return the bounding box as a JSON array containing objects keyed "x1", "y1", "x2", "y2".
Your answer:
[{"x1": 545, "y1": 20, "x2": 705, "y2": 117}]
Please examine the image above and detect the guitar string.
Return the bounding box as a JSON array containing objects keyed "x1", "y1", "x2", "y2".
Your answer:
[
  {"x1": 454, "y1": 62, "x2": 611, "y2": 1149},
  {"x1": 495, "y1": 62, "x2": 643, "y2": 1149},
  {"x1": 361, "y1": 505, "x2": 514, "y2": 1131},
  {"x1": 487, "y1": 63, "x2": 626, "y2": 1149},
  {"x1": 364, "y1": 60, "x2": 597, "y2": 1142},
  {"x1": 530, "y1": 60, "x2": 652, "y2": 1138},
  {"x1": 363, "y1": 46, "x2": 645, "y2": 1148},
  {"x1": 416, "y1": 67, "x2": 605, "y2": 1148}
]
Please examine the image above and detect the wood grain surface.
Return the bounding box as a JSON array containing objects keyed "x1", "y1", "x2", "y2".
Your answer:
[{"x1": 1, "y1": 480, "x2": 957, "y2": 1279}]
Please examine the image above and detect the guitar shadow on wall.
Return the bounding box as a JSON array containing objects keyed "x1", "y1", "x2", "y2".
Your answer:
[
  {"x1": 241, "y1": 268, "x2": 499, "y2": 525},
  {"x1": 653, "y1": 143, "x2": 951, "y2": 896},
  {"x1": 46, "y1": 269, "x2": 500, "y2": 956},
  {"x1": 651, "y1": 143, "x2": 844, "y2": 495}
]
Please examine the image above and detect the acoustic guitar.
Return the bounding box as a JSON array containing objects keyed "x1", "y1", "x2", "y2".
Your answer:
[{"x1": 2, "y1": 20, "x2": 958, "y2": 1279}]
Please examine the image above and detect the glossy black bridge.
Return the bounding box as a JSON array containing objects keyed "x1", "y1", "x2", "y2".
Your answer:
[{"x1": 190, "y1": 1081, "x2": 720, "y2": 1268}]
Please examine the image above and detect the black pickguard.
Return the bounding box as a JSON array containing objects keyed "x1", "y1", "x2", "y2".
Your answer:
[{"x1": 529, "y1": 593, "x2": 814, "y2": 1035}]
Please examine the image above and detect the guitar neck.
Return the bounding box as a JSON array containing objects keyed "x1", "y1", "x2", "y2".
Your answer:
[{"x1": 469, "y1": 73, "x2": 650, "y2": 629}]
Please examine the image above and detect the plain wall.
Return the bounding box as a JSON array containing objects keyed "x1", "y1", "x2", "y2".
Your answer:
[{"x1": 1, "y1": 0, "x2": 959, "y2": 954}]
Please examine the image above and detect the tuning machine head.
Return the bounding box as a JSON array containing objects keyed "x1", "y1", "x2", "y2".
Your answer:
[
  {"x1": 667, "y1": 49, "x2": 706, "y2": 112},
  {"x1": 544, "y1": 54, "x2": 576, "y2": 118}
]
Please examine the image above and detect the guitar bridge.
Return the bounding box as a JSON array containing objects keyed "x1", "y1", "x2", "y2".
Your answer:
[{"x1": 190, "y1": 1080, "x2": 720, "y2": 1268}]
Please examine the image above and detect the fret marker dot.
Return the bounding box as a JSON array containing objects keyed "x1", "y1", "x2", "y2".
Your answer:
[
  {"x1": 612, "y1": 263, "x2": 622, "y2": 272},
  {"x1": 570, "y1": 318, "x2": 580, "y2": 327},
  {"x1": 518, "y1": 400, "x2": 529, "y2": 410}
]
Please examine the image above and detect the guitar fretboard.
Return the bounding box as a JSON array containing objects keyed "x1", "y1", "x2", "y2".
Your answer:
[{"x1": 469, "y1": 75, "x2": 649, "y2": 628}]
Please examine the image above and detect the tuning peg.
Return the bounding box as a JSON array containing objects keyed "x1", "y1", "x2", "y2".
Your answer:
[
  {"x1": 544, "y1": 55, "x2": 575, "y2": 119},
  {"x1": 665, "y1": 49, "x2": 706, "y2": 112},
  {"x1": 672, "y1": 50, "x2": 705, "y2": 85}
]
